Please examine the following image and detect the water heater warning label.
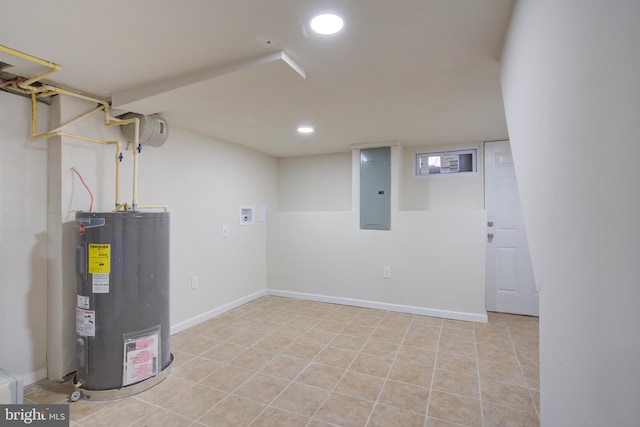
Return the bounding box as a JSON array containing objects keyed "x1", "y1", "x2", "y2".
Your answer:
[
  {"x1": 88, "y1": 244, "x2": 111, "y2": 274},
  {"x1": 76, "y1": 308, "x2": 95, "y2": 337}
]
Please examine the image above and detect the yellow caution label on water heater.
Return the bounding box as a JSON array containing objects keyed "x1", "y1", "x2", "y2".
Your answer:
[{"x1": 88, "y1": 244, "x2": 111, "y2": 274}]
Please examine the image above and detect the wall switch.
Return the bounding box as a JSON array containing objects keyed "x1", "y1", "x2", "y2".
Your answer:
[
  {"x1": 383, "y1": 267, "x2": 391, "y2": 279},
  {"x1": 191, "y1": 276, "x2": 199, "y2": 289},
  {"x1": 222, "y1": 225, "x2": 229, "y2": 238}
]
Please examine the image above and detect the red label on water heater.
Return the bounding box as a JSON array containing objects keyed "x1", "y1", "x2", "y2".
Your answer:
[{"x1": 78, "y1": 223, "x2": 85, "y2": 235}]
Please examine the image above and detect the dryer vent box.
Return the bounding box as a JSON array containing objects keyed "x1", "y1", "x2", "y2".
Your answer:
[{"x1": 121, "y1": 113, "x2": 169, "y2": 147}]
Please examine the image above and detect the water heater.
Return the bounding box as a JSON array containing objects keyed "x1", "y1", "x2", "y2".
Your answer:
[{"x1": 73, "y1": 211, "x2": 172, "y2": 400}]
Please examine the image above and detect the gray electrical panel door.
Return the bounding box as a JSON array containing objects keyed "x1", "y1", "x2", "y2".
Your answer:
[{"x1": 360, "y1": 147, "x2": 391, "y2": 229}]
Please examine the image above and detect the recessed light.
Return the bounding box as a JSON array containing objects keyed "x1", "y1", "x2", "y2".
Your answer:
[
  {"x1": 310, "y1": 14, "x2": 344, "y2": 35},
  {"x1": 297, "y1": 126, "x2": 314, "y2": 134}
]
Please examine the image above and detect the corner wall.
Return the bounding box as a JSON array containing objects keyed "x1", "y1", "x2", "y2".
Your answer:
[
  {"x1": 0, "y1": 93, "x2": 49, "y2": 383},
  {"x1": 501, "y1": 0, "x2": 640, "y2": 424},
  {"x1": 268, "y1": 146, "x2": 487, "y2": 320}
]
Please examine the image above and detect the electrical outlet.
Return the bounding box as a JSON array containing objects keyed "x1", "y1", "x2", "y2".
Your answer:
[
  {"x1": 191, "y1": 276, "x2": 199, "y2": 289},
  {"x1": 383, "y1": 267, "x2": 391, "y2": 279}
]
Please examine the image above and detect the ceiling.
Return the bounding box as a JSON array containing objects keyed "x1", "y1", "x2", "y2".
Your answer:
[{"x1": 0, "y1": 0, "x2": 514, "y2": 158}]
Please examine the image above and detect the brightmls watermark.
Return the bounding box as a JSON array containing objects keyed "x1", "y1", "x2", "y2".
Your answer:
[{"x1": 0, "y1": 405, "x2": 68, "y2": 426}]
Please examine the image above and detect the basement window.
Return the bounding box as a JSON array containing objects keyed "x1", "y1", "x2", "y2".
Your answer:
[{"x1": 414, "y1": 148, "x2": 478, "y2": 178}]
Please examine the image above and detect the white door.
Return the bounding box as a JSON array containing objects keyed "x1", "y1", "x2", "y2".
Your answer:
[{"x1": 485, "y1": 140, "x2": 538, "y2": 316}]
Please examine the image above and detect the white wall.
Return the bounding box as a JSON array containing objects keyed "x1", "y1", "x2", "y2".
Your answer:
[
  {"x1": 401, "y1": 144, "x2": 484, "y2": 211},
  {"x1": 268, "y1": 146, "x2": 487, "y2": 320},
  {"x1": 501, "y1": 0, "x2": 640, "y2": 425},
  {"x1": 0, "y1": 93, "x2": 48, "y2": 382},
  {"x1": 0, "y1": 93, "x2": 278, "y2": 383},
  {"x1": 278, "y1": 152, "x2": 351, "y2": 211}
]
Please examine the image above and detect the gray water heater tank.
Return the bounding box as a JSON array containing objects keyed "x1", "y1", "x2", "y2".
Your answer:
[
  {"x1": 120, "y1": 113, "x2": 169, "y2": 147},
  {"x1": 74, "y1": 211, "x2": 172, "y2": 400}
]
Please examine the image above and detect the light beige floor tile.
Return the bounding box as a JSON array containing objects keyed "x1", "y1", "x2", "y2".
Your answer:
[
  {"x1": 478, "y1": 360, "x2": 527, "y2": 387},
  {"x1": 314, "y1": 392, "x2": 374, "y2": 426},
  {"x1": 171, "y1": 357, "x2": 223, "y2": 383},
  {"x1": 314, "y1": 319, "x2": 346, "y2": 333},
  {"x1": 522, "y1": 364, "x2": 540, "y2": 390},
  {"x1": 342, "y1": 323, "x2": 377, "y2": 338},
  {"x1": 135, "y1": 375, "x2": 193, "y2": 405},
  {"x1": 432, "y1": 368, "x2": 479, "y2": 398},
  {"x1": 27, "y1": 297, "x2": 540, "y2": 427},
  {"x1": 281, "y1": 339, "x2": 325, "y2": 360},
  {"x1": 362, "y1": 339, "x2": 399, "y2": 359},
  {"x1": 442, "y1": 319, "x2": 475, "y2": 331},
  {"x1": 388, "y1": 360, "x2": 433, "y2": 388},
  {"x1": 396, "y1": 345, "x2": 437, "y2": 366},
  {"x1": 428, "y1": 390, "x2": 482, "y2": 427},
  {"x1": 289, "y1": 315, "x2": 321, "y2": 328},
  {"x1": 350, "y1": 353, "x2": 393, "y2": 378},
  {"x1": 476, "y1": 342, "x2": 519, "y2": 366},
  {"x1": 260, "y1": 354, "x2": 309, "y2": 380},
  {"x1": 197, "y1": 395, "x2": 266, "y2": 427},
  {"x1": 314, "y1": 346, "x2": 357, "y2": 369},
  {"x1": 201, "y1": 325, "x2": 242, "y2": 340},
  {"x1": 330, "y1": 333, "x2": 368, "y2": 351},
  {"x1": 368, "y1": 403, "x2": 426, "y2": 427},
  {"x1": 201, "y1": 342, "x2": 248, "y2": 363},
  {"x1": 301, "y1": 328, "x2": 337, "y2": 345},
  {"x1": 169, "y1": 349, "x2": 195, "y2": 369},
  {"x1": 425, "y1": 417, "x2": 465, "y2": 426},
  {"x1": 254, "y1": 334, "x2": 295, "y2": 353},
  {"x1": 24, "y1": 379, "x2": 74, "y2": 404},
  {"x1": 483, "y1": 402, "x2": 540, "y2": 427},
  {"x1": 516, "y1": 349, "x2": 540, "y2": 367},
  {"x1": 199, "y1": 365, "x2": 254, "y2": 392},
  {"x1": 163, "y1": 384, "x2": 227, "y2": 420},
  {"x1": 248, "y1": 407, "x2": 310, "y2": 427},
  {"x1": 371, "y1": 327, "x2": 405, "y2": 344},
  {"x1": 229, "y1": 348, "x2": 275, "y2": 371},
  {"x1": 440, "y1": 327, "x2": 475, "y2": 344},
  {"x1": 403, "y1": 332, "x2": 439, "y2": 349},
  {"x1": 334, "y1": 371, "x2": 385, "y2": 401},
  {"x1": 297, "y1": 362, "x2": 345, "y2": 390},
  {"x1": 411, "y1": 315, "x2": 443, "y2": 329},
  {"x1": 481, "y1": 379, "x2": 536, "y2": 413},
  {"x1": 437, "y1": 338, "x2": 477, "y2": 358},
  {"x1": 272, "y1": 382, "x2": 329, "y2": 417},
  {"x1": 80, "y1": 397, "x2": 155, "y2": 427},
  {"x1": 226, "y1": 330, "x2": 265, "y2": 347},
  {"x1": 378, "y1": 380, "x2": 430, "y2": 414},
  {"x1": 233, "y1": 373, "x2": 290, "y2": 404},
  {"x1": 436, "y1": 353, "x2": 478, "y2": 376},
  {"x1": 274, "y1": 324, "x2": 310, "y2": 338},
  {"x1": 130, "y1": 407, "x2": 192, "y2": 427},
  {"x1": 475, "y1": 331, "x2": 513, "y2": 349},
  {"x1": 69, "y1": 399, "x2": 112, "y2": 423}
]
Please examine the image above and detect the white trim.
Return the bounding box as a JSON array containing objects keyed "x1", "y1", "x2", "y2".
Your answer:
[
  {"x1": 267, "y1": 289, "x2": 488, "y2": 323},
  {"x1": 170, "y1": 290, "x2": 267, "y2": 335},
  {"x1": 349, "y1": 140, "x2": 400, "y2": 150}
]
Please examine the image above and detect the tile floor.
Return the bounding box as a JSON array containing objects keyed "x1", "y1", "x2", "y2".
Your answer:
[{"x1": 25, "y1": 296, "x2": 540, "y2": 426}]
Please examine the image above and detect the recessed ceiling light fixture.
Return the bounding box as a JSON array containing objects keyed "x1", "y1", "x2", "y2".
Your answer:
[
  {"x1": 310, "y1": 13, "x2": 344, "y2": 35},
  {"x1": 297, "y1": 126, "x2": 314, "y2": 134}
]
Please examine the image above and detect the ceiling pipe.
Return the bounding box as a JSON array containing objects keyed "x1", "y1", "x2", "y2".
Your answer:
[{"x1": 0, "y1": 44, "x2": 159, "y2": 212}]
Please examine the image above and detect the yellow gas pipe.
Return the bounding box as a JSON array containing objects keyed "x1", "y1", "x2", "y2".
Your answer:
[{"x1": 1, "y1": 44, "x2": 158, "y2": 212}]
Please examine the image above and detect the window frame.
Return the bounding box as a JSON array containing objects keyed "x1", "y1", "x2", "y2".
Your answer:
[{"x1": 414, "y1": 147, "x2": 479, "y2": 178}]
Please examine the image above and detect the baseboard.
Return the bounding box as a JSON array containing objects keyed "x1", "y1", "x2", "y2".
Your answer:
[
  {"x1": 22, "y1": 366, "x2": 47, "y2": 386},
  {"x1": 170, "y1": 290, "x2": 267, "y2": 335},
  {"x1": 267, "y1": 289, "x2": 488, "y2": 323}
]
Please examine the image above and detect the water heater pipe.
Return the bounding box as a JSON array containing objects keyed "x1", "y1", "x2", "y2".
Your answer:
[{"x1": 1, "y1": 44, "x2": 150, "y2": 211}]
